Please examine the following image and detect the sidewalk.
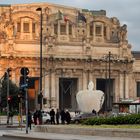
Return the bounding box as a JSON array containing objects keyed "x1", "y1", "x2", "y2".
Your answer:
[
  {"x1": 2, "y1": 124, "x2": 140, "y2": 140},
  {"x1": 2, "y1": 127, "x2": 140, "y2": 140}
]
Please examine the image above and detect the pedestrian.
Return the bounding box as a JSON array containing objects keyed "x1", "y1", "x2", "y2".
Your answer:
[
  {"x1": 60, "y1": 109, "x2": 66, "y2": 124},
  {"x1": 33, "y1": 110, "x2": 38, "y2": 125},
  {"x1": 65, "y1": 110, "x2": 71, "y2": 124},
  {"x1": 50, "y1": 109, "x2": 55, "y2": 124},
  {"x1": 56, "y1": 108, "x2": 60, "y2": 124},
  {"x1": 37, "y1": 110, "x2": 42, "y2": 125},
  {"x1": 28, "y1": 111, "x2": 32, "y2": 130}
]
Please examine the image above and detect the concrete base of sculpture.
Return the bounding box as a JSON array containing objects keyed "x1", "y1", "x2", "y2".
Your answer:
[{"x1": 76, "y1": 81, "x2": 104, "y2": 113}]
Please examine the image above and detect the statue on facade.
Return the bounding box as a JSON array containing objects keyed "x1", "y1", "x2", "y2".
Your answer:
[
  {"x1": 5, "y1": 21, "x2": 14, "y2": 39},
  {"x1": 76, "y1": 81, "x2": 104, "y2": 113},
  {"x1": 119, "y1": 24, "x2": 127, "y2": 42}
]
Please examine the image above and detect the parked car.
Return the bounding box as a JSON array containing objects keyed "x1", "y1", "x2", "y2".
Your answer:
[
  {"x1": 42, "y1": 111, "x2": 51, "y2": 124},
  {"x1": 71, "y1": 113, "x2": 96, "y2": 124}
]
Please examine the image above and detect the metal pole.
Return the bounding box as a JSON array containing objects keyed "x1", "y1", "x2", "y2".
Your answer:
[
  {"x1": 25, "y1": 87, "x2": 28, "y2": 134},
  {"x1": 105, "y1": 59, "x2": 108, "y2": 112},
  {"x1": 36, "y1": 8, "x2": 43, "y2": 110},
  {"x1": 40, "y1": 8, "x2": 43, "y2": 110},
  {"x1": 108, "y1": 51, "x2": 111, "y2": 111},
  {"x1": 24, "y1": 68, "x2": 28, "y2": 134},
  {"x1": 123, "y1": 71, "x2": 126, "y2": 99},
  {"x1": 20, "y1": 97, "x2": 22, "y2": 131},
  {"x1": 7, "y1": 71, "x2": 9, "y2": 124}
]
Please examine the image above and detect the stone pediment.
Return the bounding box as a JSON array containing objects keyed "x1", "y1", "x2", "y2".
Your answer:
[{"x1": 12, "y1": 11, "x2": 39, "y2": 21}]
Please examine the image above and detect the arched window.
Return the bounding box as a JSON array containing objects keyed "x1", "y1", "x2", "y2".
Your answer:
[
  {"x1": 54, "y1": 23, "x2": 58, "y2": 35},
  {"x1": 60, "y1": 24, "x2": 66, "y2": 35},
  {"x1": 95, "y1": 25, "x2": 102, "y2": 36}
]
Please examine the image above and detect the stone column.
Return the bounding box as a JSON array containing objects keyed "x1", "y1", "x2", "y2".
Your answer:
[
  {"x1": 93, "y1": 23, "x2": 96, "y2": 41},
  {"x1": 21, "y1": 19, "x2": 23, "y2": 33},
  {"x1": 49, "y1": 70, "x2": 56, "y2": 108},
  {"x1": 55, "y1": 76, "x2": 59, "y2": 108},
  {"x1": 89, "y1": 71, "x2": 93, "y2": 83},
  {"x1": 72, "y1": 25, "x2": 76, "y2": 38},
  {"x1": 125, "y1": 74, "x2": 129, "y2": 99},
  {"x1": 66, "y1": 21, "x2": 69, "y2": 35},
  {"x1": 119, "y1": 73, "x2": 124, "y2": 99},
  {"x1": 115, "y1": 76, "x2": 119, "y2": 102},
  {"x1": 20, "y1": 19, "x2": 23, "y2": 39},
  {"x1": 87, "y1": 24, "x2": 90, "y2": 38},
  {"x1": 83, "y1": 70, "x2": 87, "y2": 90},
  {"x1": 106, "y1": 26, "x2": 110, "y2": 40},
  {"x1": 45, "y1": 75, "x2": 50, "y2": 107},
  {"x1": 44, "y1": 75, "x2": 48, "y2": 98},
  {"x1": 101, "y1": 24, "x2": 104, "y2": 37},
  {"x1": 58, "y1": 21, "x2": 60, "y2": 35},
  {"x1": 29, "y1": 20, "x2": 32, "y2": 39},
  {"x1": 51, "y1": 23, "x2": 54, "y2": 36}
]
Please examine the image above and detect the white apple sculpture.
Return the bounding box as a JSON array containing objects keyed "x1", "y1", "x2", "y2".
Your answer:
[{"x1": 76, "y1": 81, "x2": 104, "y2": 113}]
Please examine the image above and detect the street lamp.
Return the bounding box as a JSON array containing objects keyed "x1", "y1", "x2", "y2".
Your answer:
[
  {"x1": 101, "y1": 52, "x2": 117, "y2": 111},
  {"x1": 36, "y1": 7, "x2": 43, "y2": 110}
]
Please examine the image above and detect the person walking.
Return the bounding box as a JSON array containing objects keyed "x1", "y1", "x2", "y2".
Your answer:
[
  {"x1": 56, "y1": 109, "x2": 60, "y2": 124},
  {"x1": 37, "y1": 110, "x2": 42, "y2": 125},
  {"x1": 33, "y1": 110, "x2": 38, "y2": 125},
  {"x1": 50, "y1": 109, "x2": 55, "y2": 124},
  {"x1": 28, "y1": 111, "x2": 32, "y2": 130},
  {"x1": 60, "y1": 109, "x2": 66, "y2": 124},
  {"x1": 65, "y1": 110, "x2": 71, "y2": 124}
]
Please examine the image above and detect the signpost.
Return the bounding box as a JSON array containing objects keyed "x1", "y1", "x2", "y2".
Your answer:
[{"x1": 20, "y1": 67, "x2": 29, "y2": 134}]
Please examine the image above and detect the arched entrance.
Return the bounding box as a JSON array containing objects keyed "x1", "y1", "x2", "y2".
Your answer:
[
  {"x1": 59, "y1": 78, "x2": 78, "y2": 111},
  {"x1": 96, "y1": 78, "x2": 114, "y2": 112}
]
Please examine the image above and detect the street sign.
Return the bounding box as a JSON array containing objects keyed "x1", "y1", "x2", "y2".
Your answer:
[{"x1": 20, "y1": 83, "x2": 28, "y2": 88}]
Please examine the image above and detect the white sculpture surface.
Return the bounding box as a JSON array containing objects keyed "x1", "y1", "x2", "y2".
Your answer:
[{"x1": 76, "y1": 81, "x2": 104, "y2": 113}]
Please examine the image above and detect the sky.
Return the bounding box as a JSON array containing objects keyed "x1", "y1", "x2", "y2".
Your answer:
[{"x1": 0, "y1": 0, "x2": 140, "y2": 51}]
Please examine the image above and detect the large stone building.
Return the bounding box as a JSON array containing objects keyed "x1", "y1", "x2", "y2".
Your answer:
[{"x1": 0, "y1": 3, "x2": 139, "y2": 112}]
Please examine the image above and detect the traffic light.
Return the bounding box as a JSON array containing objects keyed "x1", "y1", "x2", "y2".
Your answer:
[
  {"x1": 7, "y1": 96, "x2": 12, "y2": 104},
  {"x1": 20, "y1": 67, "x2": 29, "y2": 87},
  {"x1": 20, "y1": 67, "x2": 29, "y2": 76},
  {"x1": 20, "y1": 75, "x2": 29, "y2": 86}
]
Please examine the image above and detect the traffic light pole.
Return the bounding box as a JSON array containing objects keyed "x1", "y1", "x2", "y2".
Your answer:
[
  {"x1": 36, "y1": 7, "x2": 43, "y2": 111},
  {"x1": 6, "y1": 71, "x2": 9, "y2": 124},
  {"x1": 24, "y1": 68, "x2": 28, "y2": 134},
  {"x1": 25, "y1": 87, "x2": 28, "y2": 134},
  {"x1": 20, "y1": 67, "x2": 29, "y2": 134}
]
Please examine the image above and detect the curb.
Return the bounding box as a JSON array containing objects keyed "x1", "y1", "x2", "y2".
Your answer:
[
  {"x1": 2, "y1": 134, "x2": 50, "y2": 140},
  {"x1": 35, "y1": 125, "x2": 140, "y2": 138},
  {"x1": 6, "y1": 125, "x2": 25, "y2": 128}
]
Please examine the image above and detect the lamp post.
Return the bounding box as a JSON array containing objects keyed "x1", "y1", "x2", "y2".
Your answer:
[
  {"x1": 108, "y1": 51, "x2": 111, "y2": 111},
  {"x1": 36, "y1": 7, "x2": 43, "y2": 110},
  {"x1": 102, "y1": 52, "x2": 117, "y2": 111}
]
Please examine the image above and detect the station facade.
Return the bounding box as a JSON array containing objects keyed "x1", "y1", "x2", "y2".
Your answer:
[{"x1": 0, "y1": 3, "x2": 140, "y2": 112}]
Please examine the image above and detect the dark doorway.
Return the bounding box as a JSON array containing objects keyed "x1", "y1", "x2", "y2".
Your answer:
[
  {"x1": 27, "y1": 77, "x2": 39, "y2": 111},
  {"x1": 59, "y1": 78, "x2": 78, "y2": 111},
  {"x1": 96, "y1": 79, "x2": 114, "y2": 112}
]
